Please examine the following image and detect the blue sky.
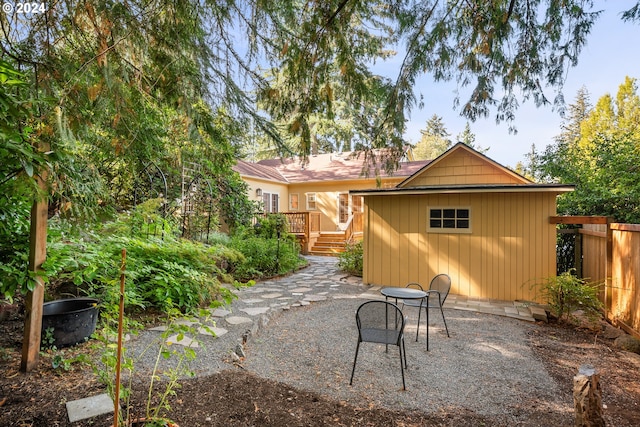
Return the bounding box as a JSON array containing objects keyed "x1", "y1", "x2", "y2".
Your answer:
[{"x1": 393, "y1": 1, "x2": 640, "y2": 168}]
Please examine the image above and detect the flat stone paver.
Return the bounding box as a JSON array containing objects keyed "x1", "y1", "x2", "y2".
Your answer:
[
  {"x1": 210, "y1": 308, "x2": 232, "y2": 317},
  {"x1": 225, "y1": 316, "x2": 253, "y2": 325},
  {"x1": 66, "y1": 393, "x2": 114, "y2": 423},
  {"x1": 261, "y1": 293, "x2": 283, "y2": 299},
  {"x1": 166, "y1": 334, "x2": 199, "y2": 347},
  {"x1": 198, "y1": 326, "x2": 228, "y2": 337},
  {"x1": 240, "y1": 307, "x2": 271, "y2": 316}
]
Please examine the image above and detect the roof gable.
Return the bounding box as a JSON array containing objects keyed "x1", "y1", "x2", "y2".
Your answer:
[{"x1": 398, "y1": 143, "x2": 530, "y2": 188}]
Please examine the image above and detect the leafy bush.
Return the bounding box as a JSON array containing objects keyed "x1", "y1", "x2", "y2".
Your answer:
[
  {"x1": 338, "y1": 240, "x2": 363, "y2": 277},
  {"x1": 229, "y1": 215, "x2": 304, "y2": 280},
  {"x1": 252, "y1": 214, "x2": 287, "y2": 239},
  {"x1": 532, "y1": 269, "x2": 603, "y2": 322},
  {"x1": 42, "y1": 214, "x2": 240, "y2": 314},
  {"x1": 0, "y1": 193, "x2": 32, "y2": 300}
]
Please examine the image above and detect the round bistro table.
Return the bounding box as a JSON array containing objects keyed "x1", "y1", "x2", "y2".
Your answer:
[{"x1": 380, "y1": 287, "x2": 428, "y2": 349}]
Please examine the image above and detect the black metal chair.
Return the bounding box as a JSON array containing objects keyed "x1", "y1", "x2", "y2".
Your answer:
[
  {"x1": 349, "y1": 300, "x2": 408, "y2": 390},
  {"x1": 401, "y1": 282, "x2": 425, "y2": 341},
  {"x1": 401, "y1": 274, "x2": 451, "y2": 350}
]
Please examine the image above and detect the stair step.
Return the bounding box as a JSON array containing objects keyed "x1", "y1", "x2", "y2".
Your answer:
[
  {"x1": 311, "y1": 242, "x2": 345, "y2": 247},
  {"x1": 310, "y1": 232, "x2": 349, "y2": 255},
  {"x1": 309, "y1": 248, "x2": 345, "y2": 255},
  {"x1": 316, "y1": 235, "x2": 346, "y2": 241}
]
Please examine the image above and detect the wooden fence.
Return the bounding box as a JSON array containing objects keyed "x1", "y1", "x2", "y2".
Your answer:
[
  {"x1": 609, "y1": 224, "x2": 640, "y2": 338},
  {"x1": 562, "y1": 218, "x2": 640, "y2": 338},
  {"x1": 581, "y1": 224, "x2": 608, "y2": 303}
]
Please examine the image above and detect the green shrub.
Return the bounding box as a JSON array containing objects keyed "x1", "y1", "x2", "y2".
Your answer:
[
  {"x1": 0, "y1": 193, "x2": 32, "y2": 300},
  {"x1": 252, "y1": 214, "x2": 287, "y2": 239},
  {"x1": 229, "y1": 215, "x2": 304, "y2": 280},
  {"x1": 42, "y1": 215, "x2": 240, "y2": 314},
  {"x1": 338, "y1": 240, "x2": 363, "y2": 277},
  {"x1": 532, "y1": 269, "x2": 603, "y2": 322},
  {"x1": 229, "y1": 235, "x2": 303, "y2": 281}
]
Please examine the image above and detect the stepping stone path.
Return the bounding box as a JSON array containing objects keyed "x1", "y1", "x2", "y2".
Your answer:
[
  {"x1": 133, "y1": 256, "x2": 544, "y2": 354},
  {"x1": 66, "y1": 255, "x2": 545, "y2": 423}
]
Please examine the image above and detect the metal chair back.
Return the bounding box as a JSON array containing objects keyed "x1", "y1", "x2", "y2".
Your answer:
[
  {"x1": 350, "y1": 300, "x2": 407, "y2": 389},
  {"x1": 428, "y1": 274, "x2": 451, "y2": 307}
]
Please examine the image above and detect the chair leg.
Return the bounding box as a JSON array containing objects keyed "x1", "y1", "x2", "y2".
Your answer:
[
  {"x1": 439, "y1": 305, "x2": 450, "y2": 337},
  {"x1": 415, "y1": 304, "x2": 422, "y2": 342},
  {"x1": 426, "y1": 306, "x2": 430, "y2": 351},
  {"x1": 401, "y1": 336, "x2": 407, "y2": 368},
  {"x1": 398, "y1": 342, "x2": 406, "y2": 390},
  {"x1": 350, "y1": 341, "x2": 361, "y2": 385}
]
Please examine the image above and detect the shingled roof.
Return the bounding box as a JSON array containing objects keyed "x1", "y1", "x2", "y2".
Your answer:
[
  {"x1": 235, "y1": 152, "x2": 430, "y2": 183},
  {"x1": 233, "y1": 160, "x2": 288, "y2": 182}
]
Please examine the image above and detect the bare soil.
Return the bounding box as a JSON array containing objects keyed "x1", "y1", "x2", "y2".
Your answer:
[{"x1": 1, "y1": 307, "x2": 639, "y2": 426}]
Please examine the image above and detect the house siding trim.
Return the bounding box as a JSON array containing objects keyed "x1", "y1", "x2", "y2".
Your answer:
[{"x1": 351, "y1": 184, "x2": 575, "y2": 196}]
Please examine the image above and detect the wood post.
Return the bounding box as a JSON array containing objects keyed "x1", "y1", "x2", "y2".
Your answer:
[
  {"x1": 573, "y1": 365, "x2": 604, "y2": 427},
  {"x1": 574, "y1": 231, "x2": 583, "y2": 278},
  {"x1": 20, "y1": 192, "x2": 48, "y2": 372},
  {"x1": 604, "y1": 218, "x2": 613, "y2": 322}
]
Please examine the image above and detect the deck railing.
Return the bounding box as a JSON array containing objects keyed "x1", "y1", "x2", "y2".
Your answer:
[
  {"x1": 256, "y1": 211, "x2": 360, "y2": 252},
  {"x1": 278, "y1": 212, "x2": 320, "y2": 234},
  {"x1": 344, "y1": 212, "x2": 364, "y2": 242}
]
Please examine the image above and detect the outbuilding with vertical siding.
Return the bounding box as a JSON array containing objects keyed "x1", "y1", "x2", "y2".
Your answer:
[{"x1": 350, "y1": 143, "x2": 574, "y2": 302}]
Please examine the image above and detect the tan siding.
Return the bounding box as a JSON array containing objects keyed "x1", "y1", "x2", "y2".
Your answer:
[
  {"x1": 289, "y1": 178, "x2": 402, "y2": 231},
  {"x1": 363, "y1": 192, "x2": 559, "y2": 302},
  {"x1": 495, "y1": 194, "x2": 505, "y2": 299},
  {"x1": 403, "y1": 150, "x2": 526, "y2": 187},
  {"x1": 362, "y1": 203, "x2": 371, "y2": 284},
  {"x1": 407, "y1": 196, "x2": 420, "y2": 283},
  {"x1": 523, "y1": 193, "x2": 533, "y2": 297},
  {"x1": 242, "y1": 177, "x2": 289, "y2": 208},
  {"x1": 515, "y1": 194, "x2": 524, "y2": 298},
  {"x1": 382, "y1": 200, "x2": 401, "y2": 282}
]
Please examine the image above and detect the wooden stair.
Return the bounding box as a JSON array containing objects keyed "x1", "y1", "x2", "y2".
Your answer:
[{"x1": 309, "y1": 232, "x2": 348, "y2": 256}]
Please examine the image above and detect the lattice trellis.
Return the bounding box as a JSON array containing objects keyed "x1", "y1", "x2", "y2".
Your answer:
[
  {"x1": 181, "y1": 162, "x2": 214, "y2": 243},
  {"x1": 132, "y1": 162, "x2": 168, "y2": 238}
]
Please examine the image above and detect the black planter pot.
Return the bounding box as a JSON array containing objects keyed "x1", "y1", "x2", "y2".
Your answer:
[{"x1": 41, "y1": 298, "x2": 99, "y2": 347}]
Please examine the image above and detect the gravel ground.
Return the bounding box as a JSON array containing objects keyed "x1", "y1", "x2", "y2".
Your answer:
[{"x1": 242, "y1": 298, "x2": 568, "y2": 424}]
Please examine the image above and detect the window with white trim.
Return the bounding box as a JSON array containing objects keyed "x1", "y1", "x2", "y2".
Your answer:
[
  {"x1": 289, "y1": 193, "x2": 299, "y2": 210},
  {"x1": 428, "y1": 207, "x2": 471, "y2": 233},
  {"x1": 261, "y1": 192, "x2": 280, "y2": 213},
  {"x1": 306, "y1": 193, "x2": 317, "y2": 210}
]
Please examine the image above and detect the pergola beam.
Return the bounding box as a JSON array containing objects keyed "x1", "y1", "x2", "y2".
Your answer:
[{"x1": 549, "y1": 216, "x2": 610, "y2": 225}]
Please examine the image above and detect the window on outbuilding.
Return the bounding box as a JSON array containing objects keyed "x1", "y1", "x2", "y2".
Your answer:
[{"x1": 428, "y1": 207, "x2": 471, "y2": 233}]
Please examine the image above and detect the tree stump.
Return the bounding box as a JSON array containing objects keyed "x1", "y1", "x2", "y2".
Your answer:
[{"x1": 573, "y1": 365, "x2": 605, "y2": 427}]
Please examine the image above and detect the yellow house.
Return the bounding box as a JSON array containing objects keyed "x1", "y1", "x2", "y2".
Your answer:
[
  {"x1": 350, "y1": 143, "x2": 574, "y2": 302},
  {"x1": 233, "y1": 152, "x2": 429, "y2": 254}
]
